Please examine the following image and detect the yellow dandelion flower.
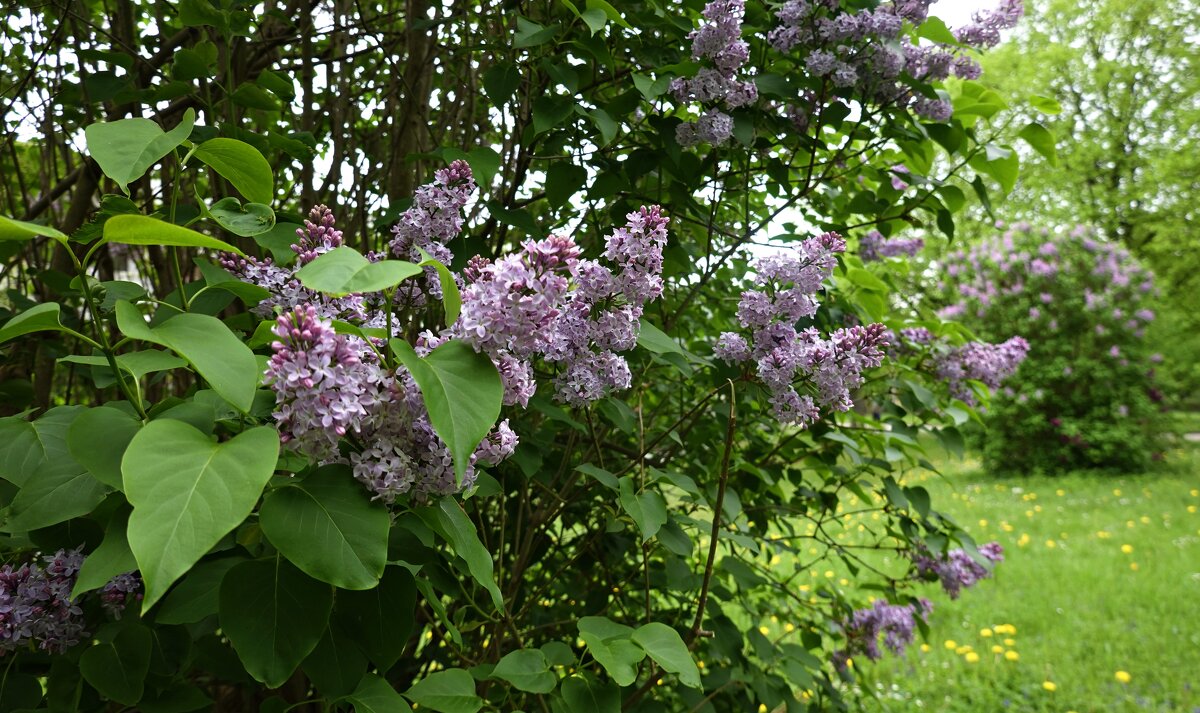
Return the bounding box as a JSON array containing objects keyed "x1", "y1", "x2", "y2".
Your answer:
[
  {"x1": 845, "y1": 658, "x2": 854, "y2": 668},
  {"x1": 955, "y1": 645, "x2": 972, "y2": 655},
  {"x1": 758, "y1": 705, "x2": 768, "y2": 713},
  {"x1": 1025, "y1": 509, "x2": 1035, "y2": 518},
  {"x1": 823, "y1": 570, "x2": 834, "y2": 578},
  {"x1": 1004, "y1": 638, "x2": 1016, "y2": 646},
  {"x1": 1188, "y1": 505, "x2": 1197, "y2": 513},
  {"x1": 979, "y1": 519, "x2": 989, "y2": 528},
  {"x1": 1126, "y1": 520, "x2": 1136, "y2": 528},
  {"x1": 770, "y1": 554, "x2": 781, "y2": 566},
  {"x1": 1140, "y1": 516, "x2": 1151, "y2": 524},
  {"x1": 1005, "y1": 650, "x2": 1019, "y2": 661},
  {"x1": 965, "y1": 652, "x2": 980, "y2": 663},
  {"x1": 1113, "y1": 488, "x2": 1122, "y2": 497},
  {"x1": 1045, "y1": 540, "x2": 1056, "y2": 548},
  {"x1": 1042, "y1": 681, "x2": 1057, "y2": 692},
  {"x1": 1191, "y1": 489, "x2": 1199, "y2": 497},
  {"x1": 920, "y1": 644, "x2": 931, "y2": 653},
  {"x1": 759, "y1": 626, "x2": 770, "y2": 636},
  {"x1": 944, "y1": 640, "x2": 958, "y2": 650},
  {"x1": 698, "y1": 661, "x2": 705, "y2": 669},
  {"x1": 980, "y1": 628, "x2": 993, "y2": 637},
  {"x1": 798, "y1": 584, "x2": 810, "y2": 593},
  {"x1": 1034, "y1": 505, "x2": 1043, "y2": 513},
  {"x1": 1115, "y1": 670, "x2": 1131, "y2": 683},
  {"x1": 1056, "y1": 489, "x2": 1065, "y2": 496},
  {"x1": 785, "y1": 623, "x2": 795, "y2": 633},
  {"x1": 1130, "y1": 562, "x2": 1139, "y2": 571},
  {"x1": 1121, "y1": 544, "x2": 1134, "y2": 554},
  {"x1": 839, "y1": 578, "x2": 849, "y2": 586},
  {"x1": 991, "y1": 645, "x2": 1004, "y2": 654}
]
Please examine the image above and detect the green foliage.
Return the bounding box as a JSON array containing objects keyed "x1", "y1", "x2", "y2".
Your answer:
[{"x1": 0, "y1": 0, "x2": 1051, "y2": 710}]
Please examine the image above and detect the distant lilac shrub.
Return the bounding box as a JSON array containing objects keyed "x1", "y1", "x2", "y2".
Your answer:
[{"x1": 936, "y1": 223, "x2": 1164, "y2": 473}]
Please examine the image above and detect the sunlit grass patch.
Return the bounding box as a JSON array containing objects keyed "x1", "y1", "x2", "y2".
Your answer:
[{"x1": 857, "y1": 448, "x2": 1200, "y2": 712}]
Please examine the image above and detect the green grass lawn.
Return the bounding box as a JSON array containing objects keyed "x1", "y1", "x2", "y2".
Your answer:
[{"x1": 854, "y1": 447, "x2": 1200, "y2": 712}]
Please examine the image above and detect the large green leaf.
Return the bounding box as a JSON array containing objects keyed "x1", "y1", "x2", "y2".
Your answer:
[
  {"x1": 0, "y1": 303, "x2": 72, "y2": 345},
  {"x1": 296, "y1": 246, "x2": 422, "y2": 296},
  {"x1": 85, "y1": 108, "x2": 195, "y2": 194},
  {"x1": 0, "y1": 215, "x2": 67, "y2": 245},
  {"x1": 560, "y1": 674, "x2": 619, "y2": 713},
  {"x1": 260, "y1": 464, "x2": 389, "y2": 590},
  {"x1": 73, "y1": 510, "x2": 137, "y2": 597},
  {"x1": 4, "y1": 459, "x2": 107, "y2": 533},
  {"x1": 102, "y1": 214, "x2": 241, "y2": 254},
  {"x1": 192, "y1": 138, "x2": 275, "y2": 204},
  {"x1": 0, "y1": 406, "x2": 82, "y2": 487},
  {"x1": 577, "y1": 617, "x2": 643, "y2": 686},
  {"x1": 115, "y1": 302, "x2": 259, "y2": 412},
  {"x1": 416, "y1": 498, "x2": 503, "y2": 611},
  {"x1": 391, "y1": 339, "x2": 502, "y2": 485},
  {"x1": 335, "y1": 566, "x2": 417, "y2": 671},
  {"x1": 631, "y1": 623, "x2": 701, "y2": 688},
  {"x1": 490, "y1": 649, "x2": 556, "y2": 693},
  {"x1": 301, "y1": 624, "x2": 368, "y2": 699},
  {"x1": 155, "y1": 556, "x2": 245, "y2": 625},
  {"x1": 404, "y1": 669, "x2": 481, "y2": 713},
  {"x1": 67, "y1": 406, "x2": 142, "y2": 489},
  {"x1": 3, "y1": 409, "x2": 106, "y2": 532},
  {"x1": 122, "y1": 420, "x2": 278, "y2": 611},
  {"x1": 219, "y1": 557, "x2": 332, "y2": 688},
  {"x1": 203, "y1": 197, "x2": 276, "y2": 237},
  {"x1": 346, "y1": 673, "x2": 414, "y2": 713},
  {"x1": 1017, "y1": 122, "x2": 1059, "y2": 166},
  {"x1": 79, "y1": 624, "x2": 153, "y2": 705},
  {"x1": 618, "y1": 477, "x2": 667, "y2": 543}
]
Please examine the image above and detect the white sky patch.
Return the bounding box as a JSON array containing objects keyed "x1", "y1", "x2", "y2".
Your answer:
[{"x1": 932, "y1": 0, "x2": 997, "y2": 29}]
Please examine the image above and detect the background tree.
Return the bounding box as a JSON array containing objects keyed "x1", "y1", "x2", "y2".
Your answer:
[{"x1": 971, "y1": 0, "x2": 1200, "y2": 404}]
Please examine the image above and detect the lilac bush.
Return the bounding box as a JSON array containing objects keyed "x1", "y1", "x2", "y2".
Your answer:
[{"x1": 935, "y1": 223, "x2": 1164, "y2": 472}]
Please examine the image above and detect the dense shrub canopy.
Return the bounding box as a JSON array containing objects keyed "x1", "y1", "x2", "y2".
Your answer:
[
  {"x1": 934, "y1": 223, "x2": 1164, "y2": 473},
  {"x1": 0, "y1": 0, "x2": 1047, "y2": 711}
]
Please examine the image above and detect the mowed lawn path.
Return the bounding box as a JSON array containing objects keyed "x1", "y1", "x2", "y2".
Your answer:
[{"x1": 862, "y1": 448, "x2": 1200, "y2": 712}]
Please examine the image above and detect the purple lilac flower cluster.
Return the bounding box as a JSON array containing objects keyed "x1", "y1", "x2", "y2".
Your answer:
[
  {"x1": 935, "y1": 337, "x2": 1029, "y2": 405},
  {"x1": 220, "y1": 205, "x2": 367, "y2": 322},
  {"x1": 859, "y1": 230, "x2": 924, "y2": 262},
  {"x1": 389, "y1": 160, "x2": 476, "y2": 300},
  {"x1": 265, "y1": 306, "x2": 518, "y2": 501},
  {"x1": 237, "y1": 164, "x2": 666, "y2": 501},
  {"x1": 672, "y1": 0, "x2": 758, "y2": 147},
  {"x1": 455, "y1": 207, "x2": 670, "y2": 407},
  {"x1": 0, "y1": 548, "x2": 86, "y2": 654},
  {"x1": 714, "y1": 232, "x2": 889, "y2": 426},
  {"x1": 0, "y1": 549, "x2": 142, "y2": 654},
  {"x1": 938, "y1": 223, "x2": 1155, "y2": 353},
  {"x1": 955, "y1": 0, "x2": 1024, "y2": 48},
  {"x1": 834, "y1": 598, "x2": 932, "y2": 668},
  {"x1": 767, "y1": 0, "x2": 1024, "y2": 123},
  {"x1": 913, "y1": 542, "x2": 1004, "y2": 599},
  {"x1": 265, "y1": 306, "x2": 385, "y2": 462}
]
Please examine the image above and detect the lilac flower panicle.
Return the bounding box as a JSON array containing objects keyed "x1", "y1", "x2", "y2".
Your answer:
[
  {"x1": 913, "y1": 542, "x2": 1004, "y2": 599},
  {"x1": 265, "y1": 306, "x2": 385, "y2": 462},
  {"x1": 768, "y1": 0, "x2": 1018, "y2": 125},
  {"x1": 714, "y1": 233, "x2": 889, "y2": 427},
  {"x1": 0, "y1": 548, "x2": 87, "y2": 654},
  {"x1": 100, "y1": 572, "x2": 143, "y2": 619},
  {"x1": 673, "y1": 0, "x2": 758, "y2": 146},
  {"x1": 860, "y1": 230, "x2": 924, "y2": 261},
  {"x1": 936, "y1": 337, "x2": 1029, "y2": 405},
  {"x1": 293, "y1": 204, "x2": 345, "y2": 265},
  {"x1": 836, "y1": 599, "x2": 931, "y2": 667}
]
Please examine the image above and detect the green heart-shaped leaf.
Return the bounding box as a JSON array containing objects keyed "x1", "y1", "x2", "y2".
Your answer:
[{"x1": 122, "y1": 420, "x2": 278, "y2": 611}]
